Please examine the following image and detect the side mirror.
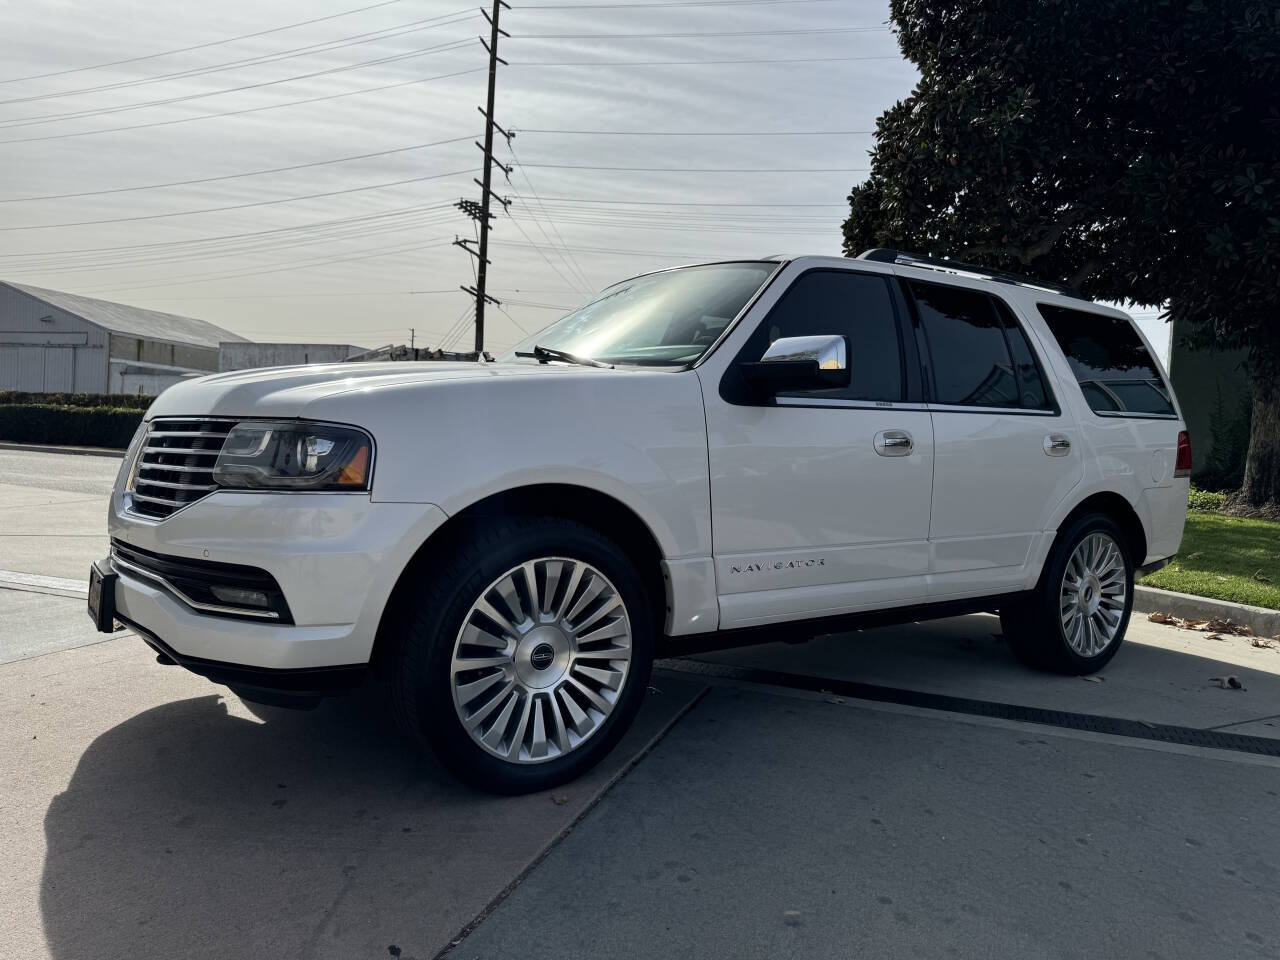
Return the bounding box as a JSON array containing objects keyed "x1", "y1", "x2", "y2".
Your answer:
[{"x1": 738, "y1": 334, "x2": 850, "y2": 393}]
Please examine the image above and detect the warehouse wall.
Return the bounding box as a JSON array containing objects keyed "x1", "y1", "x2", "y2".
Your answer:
[
  {"x1": 0, "y1": 286, "x2": 107, "y2": 392},
  {"x1": 219, "y1": 342, "x2": 362, "y2": 371},
  {"x1": 109, "y1": 335, "x2": 218, "y2": 373}
]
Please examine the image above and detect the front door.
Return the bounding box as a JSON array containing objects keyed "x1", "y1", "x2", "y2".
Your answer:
[{"x1": 699, "y1": 266, "x2": 935, "y2": 630}]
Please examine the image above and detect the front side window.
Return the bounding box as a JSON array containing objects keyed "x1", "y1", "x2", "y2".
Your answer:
[
  {"x1": 910, "y1": 282, "x2": 1022, "y2": 408},
  {"x1": 506, "y1": 262, "x2": 778, "y2": 366},
  {"x1": 1039, "y1": 304, "x2": 1175, "y2": 416},
  {"x1": 735, "y1": 270, "x2": 905, "y2": 402}
]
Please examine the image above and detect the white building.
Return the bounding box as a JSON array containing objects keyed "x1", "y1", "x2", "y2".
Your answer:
[{"x1": 0, "y1": 281, "x2": 246, "y2": 395}]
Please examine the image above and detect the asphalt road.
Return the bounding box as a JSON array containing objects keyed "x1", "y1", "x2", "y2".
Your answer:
[
  {"x1": 2, "y1": 446, "x2": 1278, "y2": 960},
  {"x1": 0, "y1": 445, "x2": 119, "y2": 582}
]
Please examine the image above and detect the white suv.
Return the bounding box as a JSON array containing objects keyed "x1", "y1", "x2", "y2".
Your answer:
[{"x1": 89, "y1": 251, "x2": 1189, "y2": 792}]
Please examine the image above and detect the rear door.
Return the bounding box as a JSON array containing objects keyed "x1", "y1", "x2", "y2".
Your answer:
[
  {"x1": 701, "y1": 266, "x2": 935, "y2": 629},
  {"x1": 900, "y1": 278, "x2": 1084, "y2": 599}
]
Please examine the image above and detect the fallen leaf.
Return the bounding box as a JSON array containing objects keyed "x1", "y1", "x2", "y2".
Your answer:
[
  {"x1": 825, "y1": 696, "x2": 846, "y2": 704},
  {"x1": 1253, "y1": 570, "x2": 1273, "y2": 583},
  {"x1": 1208, "y1": 676, "x2": 1246, "y2": 691},
  {"x1": 1147, "y1": 612, "x2": 1178, "y2": 625},
  {"x1": 1206, "y1": 634, "x2": 1225, "y2": 642},
  {"x1": 1080, "y1": 675, "x2": 1105, "y2": 683},
  {"x1": 551, "y1": 794, "x2": 569, "y2": 806},
  {"x1": 1185, "y1": 551, "x2": 1203, "y2": 560},
  {"x1": 1182, "y1": 618, "x2": 1207, "y2": 630},
  {"x1": 1250, "y1": 638, "x2": 1277, "y2": 649}
]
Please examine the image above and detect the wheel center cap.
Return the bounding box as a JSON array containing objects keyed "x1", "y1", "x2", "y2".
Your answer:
[
  {"x1": 513, "y1": 626, "x2": 571, "y2": 690},
  {"x1": 1080, "y1": 575, "x2": 1102, "y2": 615},
  {"x1": 530, "y1": 643, "x2": 555, "y2": 671}
]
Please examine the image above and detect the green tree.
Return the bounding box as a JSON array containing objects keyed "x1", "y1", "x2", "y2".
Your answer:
[{"x1": 844, "y1": 0, "x2": 1280, "y2": 509}]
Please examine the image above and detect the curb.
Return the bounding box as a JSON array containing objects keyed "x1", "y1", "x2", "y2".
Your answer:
[
  {"x1": 0, "y1": 570, "x2": 89, "y2": 599},
  {"x1": 0, "y1": 441, "x2": 124, "y2": 458},
  {"x1": 1133, "y1": 584, "x2": 1280, "y2": 638}
]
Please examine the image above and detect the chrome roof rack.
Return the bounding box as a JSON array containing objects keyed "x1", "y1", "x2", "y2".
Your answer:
[{"x1": 857, "y1": 248, "x2": 1084, "y2": 300}]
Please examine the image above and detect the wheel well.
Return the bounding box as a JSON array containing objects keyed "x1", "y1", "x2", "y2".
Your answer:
[
  {"x1": 374, "y1": 484, "x2": 669, "y2": 663},
  {"x1": 1059, "y1": 492, "x2": 1147, "y2": 564}
]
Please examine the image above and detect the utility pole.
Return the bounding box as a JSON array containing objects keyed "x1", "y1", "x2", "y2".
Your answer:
[{"x1": 457, "y1": 0, "x2": 512, "y2": 357}]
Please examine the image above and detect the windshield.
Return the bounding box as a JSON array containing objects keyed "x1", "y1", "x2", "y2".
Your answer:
[{"x1": 503, "y1": 261, "x2": 779, "y2": 366}]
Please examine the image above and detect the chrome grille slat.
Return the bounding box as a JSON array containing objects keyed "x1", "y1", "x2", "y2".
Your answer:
[
  {"x1": 142, "y1": 445, "x2": 220, "y2": 456},
  {"x1": 128, "y1": 418, "x2": 234, "y2": 519},
  {"x1": 139, "y1": 463, "x2": 217, "y2": 475},
  {"x1": 134, "y1": 477, "x2": 218, "y2": 492},
  {"x1": 147, "y1": 429, "x2": 235, "y2": 439}
]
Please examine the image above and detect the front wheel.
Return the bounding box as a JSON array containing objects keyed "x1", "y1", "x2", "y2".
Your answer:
[
  {"x1": 383, "y1": 516, "x2": 654, "y2": 794},
  {"x1": 1001, "y1": 513, "x2": 1134, "y2": 674}
]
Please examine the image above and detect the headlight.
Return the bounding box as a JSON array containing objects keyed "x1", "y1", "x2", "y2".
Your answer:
[{"x1": 212, "y1": 421, "x2": 372, "y2": 491}]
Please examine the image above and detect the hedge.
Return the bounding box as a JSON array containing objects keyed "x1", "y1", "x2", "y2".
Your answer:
[
  {"x1": 0, "y1": 404, "x2": 144, "y2": 449},
  {"x1": 0, "y1": 391, "x2": 154, "y2": 410}
]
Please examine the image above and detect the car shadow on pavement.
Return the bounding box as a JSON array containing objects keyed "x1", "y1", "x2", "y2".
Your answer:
[
  {"x1": 39, "y1": 688, "x2": 434, "y2": 960},
  {"x1": 37, "y1": 673, "x2": 701, "y2": 960}
]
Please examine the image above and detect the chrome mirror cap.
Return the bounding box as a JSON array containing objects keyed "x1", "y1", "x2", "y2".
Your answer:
[{"x1": 760, "y1": 335, "x2": 848, "y2": 371}]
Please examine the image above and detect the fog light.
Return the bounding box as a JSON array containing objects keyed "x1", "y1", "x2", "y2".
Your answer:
[{"x1": 209, "y1": 585, "x2": 271, "y2": 608}]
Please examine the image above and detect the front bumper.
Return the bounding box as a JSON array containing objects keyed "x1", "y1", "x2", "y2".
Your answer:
[{"x1": 106, "y1": 487, "x2": 448, "y2": 672}]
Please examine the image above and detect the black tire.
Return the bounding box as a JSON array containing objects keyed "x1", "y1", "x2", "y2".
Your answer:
[
  {"x1": 380, "y1": 515, "x2": 655, "y2": 794},
  {"x1": 1000, "y1": 512, "x2": 1134, "y2": 675}
]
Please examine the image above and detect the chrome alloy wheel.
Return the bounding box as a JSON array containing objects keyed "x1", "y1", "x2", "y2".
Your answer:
[
  {"x1": 1060, "y1": 532, "x2": 1127, "y2": 657},
  {"x1": 450, "y1": 557, "x2": 633, "y2": 764}
]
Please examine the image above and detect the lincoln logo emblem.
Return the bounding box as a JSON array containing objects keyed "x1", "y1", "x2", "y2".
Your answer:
[{"x1": 530, "y1": 643, "x2": 555, "y2": 671}]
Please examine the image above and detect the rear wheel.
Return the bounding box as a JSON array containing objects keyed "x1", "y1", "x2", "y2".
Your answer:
[
  {"x1": 1001, "y1": 513, "x2": 1133, "y2": 674},
  {"x1": 383, "y1": 516, "x2": 654, "y2": 794}
]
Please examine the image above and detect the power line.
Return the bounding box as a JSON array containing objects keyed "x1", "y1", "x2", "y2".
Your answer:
[
  {"x1": 512, "y1": 26, "x2": 888, "y2": 38},
  {"x1": 2, "y1": 38, "x2": 477, "y2": 128},
  {"x1": 517, "y1": 128, "x2": 871, "y2": 135},
  {"x1": 0, "y1": 10, "x2": 481, "y2": 107},
  {"x1": 15, "y1": 209, "x2": 465, "y2": 275},
  {"x1": 522, "y1": 0, "x2": 840, "y2": 6},
  {"x1": 508, "y1": 196, "x2": 845, "y2": 207},
  {"x1": 77, "y1": 237, "x2": 456, "y2": 295},
  {"x1": 512, "y1": 55, "x2": 900, "y2": 67},
  {"x1": 0, "y1": 168, "x2": 477, "y2": 231},
  {"x1": 0, "y1": 136, "x2": 474, "y2": 203},
  {"x1": 507, "y1": 139, "x2": 593, "y2": 292},
  {"x1": 515, "y1": 163, "x2": 865, "y2": 172},
  {"x1": 0, "y1": 202, "x2": 459, "y2": 260},
  {"x1": 0, "y1": 68, "x2": 485, "y2": 146},
  {"x1": 0, "y1": 0, "x2": 450, "y2": 85}
]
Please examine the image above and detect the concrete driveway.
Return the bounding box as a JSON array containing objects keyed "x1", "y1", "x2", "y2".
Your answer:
[{"x1": 1, "y1": 446, "x2": 1277, "y2": 960}]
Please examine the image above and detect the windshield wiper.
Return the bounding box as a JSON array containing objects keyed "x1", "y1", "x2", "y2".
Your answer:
[{"x1": 515, "y1": 345, "x2": 614, "y2": 368}]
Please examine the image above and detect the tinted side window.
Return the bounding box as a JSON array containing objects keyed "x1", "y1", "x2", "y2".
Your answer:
[
  {"x1": 739, "y1": 270, "x2": 904, "y2": 402},
  {"x1": 992, "y1": 299, "x2": 1053, "y2": 411},
  {"x1": 1039, "y1": 304, "x2": 1175, "y2": 416},
  {"x1": 909, "y1": 281, "x2": 1019, "y2": 408}
]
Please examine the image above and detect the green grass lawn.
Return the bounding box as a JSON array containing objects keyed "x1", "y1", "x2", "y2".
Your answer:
[{"x1": 1141, "y1": 511, "x2": 1280, "y2": 611}]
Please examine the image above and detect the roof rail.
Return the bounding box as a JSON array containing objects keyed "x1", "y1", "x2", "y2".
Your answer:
[{"x1": 857, "y1": 248, "x2": 1084, "y2": 300}]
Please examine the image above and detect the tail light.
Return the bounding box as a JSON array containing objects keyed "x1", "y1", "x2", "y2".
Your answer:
[{"x1": 1174, "y1": 431, "x2": 1192, "y2": 478}]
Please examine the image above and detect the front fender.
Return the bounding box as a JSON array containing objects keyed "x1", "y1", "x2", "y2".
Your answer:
[{"x1": 300, "y1": 369, "x2": 713, "y2": 561}]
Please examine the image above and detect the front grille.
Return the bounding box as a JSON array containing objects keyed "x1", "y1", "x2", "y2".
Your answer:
[{"x1": 130, "y1": 418, "x2": 235, "y2": 519}]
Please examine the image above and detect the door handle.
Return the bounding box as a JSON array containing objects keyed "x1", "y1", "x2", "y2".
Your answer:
[
  {"x1": 874, "y1": 430, "x2": 913, "y2": 457},
  {"x1": 1044, "y1": 434, "x2": 1071, "y2": 457}
]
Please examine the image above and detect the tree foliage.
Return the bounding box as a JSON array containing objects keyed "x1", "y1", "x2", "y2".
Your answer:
[{"x1": 844, "y1": 0, "x2": 1279, "y2": 375}]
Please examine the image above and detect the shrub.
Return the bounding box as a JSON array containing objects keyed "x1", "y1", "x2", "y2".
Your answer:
[
  {"x1": 0, "y1": 404, "x2": 144, "y2": 449},
  {"x1": 0, "y1": 391, "x2": 153, "y2": 410},
  {"x1": 1188, "y1": 486, "x2": 1228, "y2": 512}
]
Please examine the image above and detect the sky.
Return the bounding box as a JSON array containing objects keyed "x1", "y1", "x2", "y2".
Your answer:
[{"x1": 0, "y1": 0, "x2": 1170, "y2": 363}]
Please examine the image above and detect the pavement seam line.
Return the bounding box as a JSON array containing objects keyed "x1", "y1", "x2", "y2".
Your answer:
[
  {"x1": 433, "y1": 682, "x2": 712, "y2": 960},
  {"x1": 663, "y1": 657, "x2": 1280, "y2": 759}
]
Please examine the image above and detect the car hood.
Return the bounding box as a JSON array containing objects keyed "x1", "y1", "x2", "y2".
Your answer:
[{"x1": 147, "y1": 361, "x2": 596, "y2": 420}]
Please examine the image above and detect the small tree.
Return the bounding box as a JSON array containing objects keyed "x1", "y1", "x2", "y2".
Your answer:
[{"x1": 844, "y1": 0, "x2": 1280, "y2": 508}]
